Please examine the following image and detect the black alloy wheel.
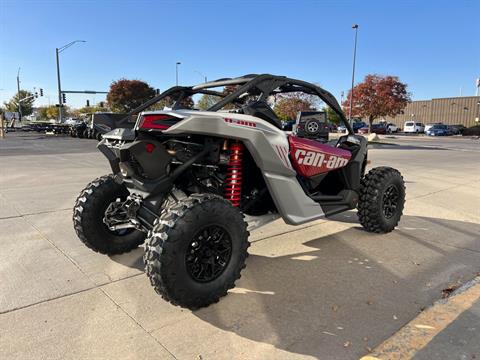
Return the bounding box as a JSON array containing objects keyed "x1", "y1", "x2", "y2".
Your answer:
[
  {"x1": 186, "y1": 225, "x2": 233, "y2": 283},
  {"x1": 382, "y1": 184, "x2": 399, "y2": 219}
]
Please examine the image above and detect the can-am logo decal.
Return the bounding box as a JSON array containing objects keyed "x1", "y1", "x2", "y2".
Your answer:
[{"x1": 295, "y1": 149, "x2": 349, "y2": 169}]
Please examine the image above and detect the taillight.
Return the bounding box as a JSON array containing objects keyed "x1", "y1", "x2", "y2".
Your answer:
[{"x1": 139, "y1": 114, "x2": 181, "y2": 130}]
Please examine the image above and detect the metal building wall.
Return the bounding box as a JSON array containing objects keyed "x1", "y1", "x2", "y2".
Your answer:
[{"x1": 384, "y1": 96, "x2": 480, "y2": 128}]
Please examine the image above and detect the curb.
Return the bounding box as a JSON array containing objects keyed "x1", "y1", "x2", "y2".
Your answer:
[{"x1": 360, "y1": 276, "x2": 480, "y2": 360}]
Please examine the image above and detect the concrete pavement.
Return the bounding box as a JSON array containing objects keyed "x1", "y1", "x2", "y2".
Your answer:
[{"x1": 1, "y1": 133, "x2": 479, "y2": 359}]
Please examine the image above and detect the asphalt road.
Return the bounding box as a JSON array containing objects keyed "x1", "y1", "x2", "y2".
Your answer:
[{"x1": 0, "y1": 133, "x2": 479, "y2": 359}]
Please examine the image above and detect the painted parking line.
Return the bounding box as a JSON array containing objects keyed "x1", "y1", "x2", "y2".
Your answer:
[{"x1": 360, "y1": 278, "x2": 480, "y2": 360}]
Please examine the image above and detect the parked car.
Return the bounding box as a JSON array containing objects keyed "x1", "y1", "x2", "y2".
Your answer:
[
  {"x1": 425, "y1": 124, "x2": 452, "y2": 136},
  {"x1": 358, "y1": 123, "x2": 387, "y2": 135},
  {"x1": 336, "y1": 121, "x2": 366, "y2": 133},
  {"x1": 337, "y1": 124, "x2": 347, "y2": 133},
  {"x1": 352, "y1": 121, "x2": 367, "y2": 133},
  {"x1": 424, "y1": 123, "x2": 443, "y2": 133},
  {"x1": 448, "y1": 124, "x2": 466, "y2": 135},
  {"x1": 404, "y1": 121, "x2": 425, "y2": 133},
  {"x1": 385, "y1": 123, "x2": 398, "y2": 133}
]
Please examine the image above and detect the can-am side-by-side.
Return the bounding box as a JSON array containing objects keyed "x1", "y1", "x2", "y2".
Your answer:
[{"x1": 73, "y1": 74, "x2": 405, "y2": 309}]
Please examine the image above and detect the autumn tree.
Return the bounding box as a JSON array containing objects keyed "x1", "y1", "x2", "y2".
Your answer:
[
  {"x1": 273, "y1": 93, "x2": 317, "y2": 121},
  {"x1": 148, "y1": 95, "x2": 194, "y2": 111},
  {"x1": 37, "y1": 105, "x2": 71, "y2": 120},
  {"x1": 342, "y1": 74, "x2": 410, "y2": 132},
  {"x1": 107, "y1": 79, "x2": 156, "y2": 113},
  {"x1": 196, "y1": 94, "x2": 221, "y2": 110},
  {"x1": 75, "y1": 103, "x2": 109, "y2": 116},
  {"x1": 4, "y1": 90, "x2": 35, "y2": 118}
]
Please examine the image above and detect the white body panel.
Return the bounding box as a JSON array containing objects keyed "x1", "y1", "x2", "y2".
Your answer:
[{"x1": 160, "y1": 110, "x2": 325, "y2": 225}]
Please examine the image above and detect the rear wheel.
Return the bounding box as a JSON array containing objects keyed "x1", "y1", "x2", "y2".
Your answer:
[
  {"x1": 357, "y1": 167, "x2": 405, "y2": 233},
  {"x1": 73, "y1": 175, "x2": 145, "y2": 254},
  {"x1": 144, "y1": 194, "x2": 249, "y2": 309}
]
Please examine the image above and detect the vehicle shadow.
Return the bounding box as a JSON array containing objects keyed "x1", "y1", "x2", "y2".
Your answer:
[
  {"x1": 109, "y1": 247, "x2": 144, "y2": 271},
  {"x1": 110, "y1": 215, "x2": 480, "y2": 359},
  {"x1": 192, "y1": 215, "x2": 480, "y2": 359}
]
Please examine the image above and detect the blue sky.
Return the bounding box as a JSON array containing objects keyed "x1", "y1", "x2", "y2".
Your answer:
[{"x1": 1, "y1": 0, "x2": 479, "y2": 108}]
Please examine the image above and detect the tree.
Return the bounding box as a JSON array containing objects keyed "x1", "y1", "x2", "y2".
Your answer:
[
  {"x1": 196, "y1": 94, "x2": 221, "y2": 110},
  {"x1": 273, "y1": 93, "x2": 316, "y2": 121},
  {"x1": 147, "y1": 95, "x2": 194, "y2": 111},
  {"x1": 75, "y1": 103, "x2": 109, "y2": 116},
  {"x1": 4, "y1": 90, "x2": 35, "y2": 117},
  {"x1": 342, "y1": 74, "x2": 411, "y2": 132},
  {"x1": 37, "y1": 105, "x2": 71, "y2": 120},
  {"x1": 324, "y1": 106, "x2": 342, "y2": 125},
  {"x1": 107, "y1": 79, "x2": 156, "y2": 113}
]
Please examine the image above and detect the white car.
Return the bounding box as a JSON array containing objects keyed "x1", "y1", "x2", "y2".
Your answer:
[
  {"x1": 384, "y1": 123, "x2": 398, "y2": 133},
  {"x1": 403, "y1": 121, "x2": 425, "y2": 133}
]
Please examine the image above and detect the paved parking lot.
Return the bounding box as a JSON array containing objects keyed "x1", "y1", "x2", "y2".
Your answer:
[{"x1": 1, "y1": 133, "x2": 479, "y2": 359}]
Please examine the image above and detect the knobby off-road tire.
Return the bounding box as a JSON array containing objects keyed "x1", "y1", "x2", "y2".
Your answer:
[
  {"x1": 73, "y1": 175, "x2": 145, "y2": 255},
  {"x1": 144, "y1": 194, "x2": 250, "y2": 309},
  {"x1": 358, "y1": 167, "x2": 405, "y2": 233}
]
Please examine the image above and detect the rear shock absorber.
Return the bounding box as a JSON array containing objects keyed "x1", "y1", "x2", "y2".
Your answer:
[{"x1": 224, "y1": 142, "x2": 244, "y2": 207}]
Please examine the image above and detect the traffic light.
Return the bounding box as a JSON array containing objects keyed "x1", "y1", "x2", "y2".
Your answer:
[
  {"x1": 99, "y1": 102, "x2": 104, "y2": 108},
  {"x1": 86, "y1": 100, "x2": 90, "y2": 107},
  {"x1": 39, "y1": 88, "x2": 43, "y2": 96},
  {"x1": 62, "y1": 93, "x2": 66, "y2": 104}
]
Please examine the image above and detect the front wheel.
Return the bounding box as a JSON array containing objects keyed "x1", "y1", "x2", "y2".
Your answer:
[
  {"x1": 357, "y1": 167, "x2": 405, "y2": 233},
  {"x1": 73, "y1": 175, "x2": 146, "y2": 254},
  {"x1": 144, "y1": 194, "x2": 249, "y2": 309}
]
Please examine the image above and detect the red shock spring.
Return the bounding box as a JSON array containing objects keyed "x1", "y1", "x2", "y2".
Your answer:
[{"x1": 224, "y1": 142, "x2": 244, "y2": 207}]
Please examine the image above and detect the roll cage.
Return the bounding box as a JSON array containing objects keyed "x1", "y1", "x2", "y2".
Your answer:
[{"x1": 126, "y1": 73, "x2": 353, "y2": 134}]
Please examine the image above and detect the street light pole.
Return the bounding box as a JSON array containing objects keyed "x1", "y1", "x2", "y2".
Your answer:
[
  {"x1": 349, "y1": 24, "x2": 359, "y2": 127},
  {"x1": 16, "y1": 68, "x2": 22, "y2": 123},
  {"x1": 176, "y1": 62, "x2": 181, "y2": 86},
  {"x1": 195, "y1": 71, "x2": 207, "y2": 83},
  {"x1": 56, "y1": 40, "x2": 86, "y2": 122},
  {"x1": 56, "y1": 48, "x2": 62, "y2": 122}
]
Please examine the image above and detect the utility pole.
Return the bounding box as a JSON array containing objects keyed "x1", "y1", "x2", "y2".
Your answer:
[
  {"x1": 349, "y1": 24, "x2": 359, "y2": 128},
  {"x1": 17, "y1": 68, "x2": 22, "y2": 123},
  {"x1": 476, "y1": 78, "x2": 480, "y2": 97}
]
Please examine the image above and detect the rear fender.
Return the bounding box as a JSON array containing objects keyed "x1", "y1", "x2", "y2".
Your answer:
[{"x1": 164, "y1": 113, "x2": 325, "y2": 225}]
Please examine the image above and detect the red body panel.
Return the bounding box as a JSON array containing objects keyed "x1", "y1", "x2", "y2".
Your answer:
[{"x1": 288, "y1": 136, "x2": 352, "y2": 177}]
